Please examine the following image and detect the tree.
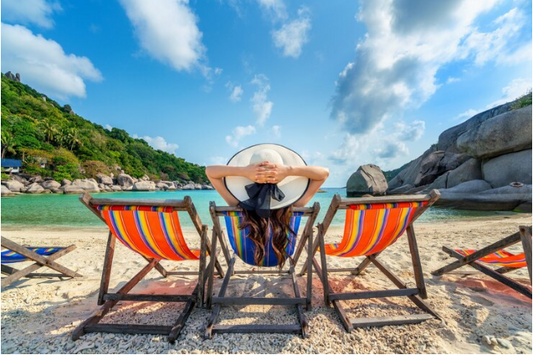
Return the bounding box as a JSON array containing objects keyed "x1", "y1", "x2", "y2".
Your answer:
[
  {"x1": 1, "y1": 131, "x2": 16, "y2": 159},
  {"x1": 66, "y1": 128, "x2": 82, "y2": 151},
  {"x1": 40, "y1": 118, "x2": 58, "y2": 143}
]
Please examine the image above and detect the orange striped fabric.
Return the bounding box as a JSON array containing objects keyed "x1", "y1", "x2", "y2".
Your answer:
[
  {"x1": 325, "y1": 202, "x2": 427, "y2": 257},
  {"x1": 96, "y1": 205, "x2": 200, "y2": 261},
  {"x1": 455, "y1": 249, "x2": 527, "y2": 268}
]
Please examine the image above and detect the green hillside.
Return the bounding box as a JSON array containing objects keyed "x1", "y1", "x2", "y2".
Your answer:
[{"x1": 1, "y1": 74, "x2": 207, "y2": 183}]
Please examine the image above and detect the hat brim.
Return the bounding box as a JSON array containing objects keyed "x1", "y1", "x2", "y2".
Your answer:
[{"x1": 224, "y1": 143, "x2": 310, "y2": 209}]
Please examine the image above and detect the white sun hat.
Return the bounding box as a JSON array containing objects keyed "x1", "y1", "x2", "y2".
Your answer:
[{"x1": 224, "y1": 143, "x2": 310, "y2": 210}]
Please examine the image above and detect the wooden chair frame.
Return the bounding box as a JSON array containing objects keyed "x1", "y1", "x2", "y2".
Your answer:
[
  {"x1": 204, "y1": 202, "x2": 320, "y2": 339},
  {"x1": 302, "y1": 191, "x2": 441, "y2": 332},
  {"x1": 432, "y1": 226, "x2": 532, "y2": 298},
  {"x1": 1, "y1": 237, "x2": 81, "y2": 289},
  {"x1": 72, "y1": 193, "x2": 225, "y2": 343}
]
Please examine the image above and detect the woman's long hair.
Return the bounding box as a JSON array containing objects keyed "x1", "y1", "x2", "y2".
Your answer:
[{"x1": 239, "y1": 206, "x2": 294, "y2": 269}]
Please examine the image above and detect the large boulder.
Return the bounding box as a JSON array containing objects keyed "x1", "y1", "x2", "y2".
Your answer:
[
  {"x1": 437, "y1": 102, "x2": 513, "y2": 152},
  {"x1": 414, "y1": 151, "x2": 469, "y2": 187},
  {"x1": 482, "y1": 149, "x2": 532, "y2": 188},
  {"x1": 41, "y1": 180, "x2": 61, "y2": 190},
  {"x1": 61, "y1": 179, "x2": 72, "y2": 186},
  {"x1": 117, "y1": 173, "x2": 134, "y2": 188},
  {"x1": 72, "y1": 179, "x2": 100, "y2": 192},
  {"x1": 181, "y1": 183, "x2": 196, "y2": 190},
  {"x1": 1, "y1": 185, "x2": 14, "y2": 196},
  {"x1": 388, "y1": 146, "x2": 437, "y2": 190},
  {"x1": 132, "y1": 181, "x2": 156, "y2": 191},
  {"x1": 24, "y1": 182, "x2": 45, "y2": 193},
  {"x1": 96, "y1": 174, "x2": 114, "y2": 185},
  {"x1": 63, "y1": 185, "x2": 85, "y2": 194},
  {"x1": 110, "y1": 185, "x2": 122, "y2": 191},
  {"x1": 12, "y1": 175, "x2": 29, "y2": 186},
  {"x1": 442, "y1": 180, "x2": 492, "y2": 194},
  {"x1": 3, "y1": 179, "x2": 25, "y2": 192},
  {"x1": 155, "y1": 182, "x2": 169, "y2": 190},
  {"x1": 446, "y1": 158, "x2": 482, "y2": 188},
  {"x1": 456, "y1": 106, "x2": 532, "y2": 159},
  {"x1": 347, "y1": 164, "x2": 388, "y2": 197},
  {"x1": 437, "y1": 184, "x2": 531, "y2": 211}
]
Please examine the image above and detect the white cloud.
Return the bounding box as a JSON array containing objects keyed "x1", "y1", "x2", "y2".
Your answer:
[
  {"x1": 119, "y1": 0, "x2": 207, "y2": 72},
  {"x1": 256, "y1": 0, "x2": 287, "y2": 21},
  {"x1": 2, "y1": 0, "x2": 61, "y2": 29},
  {"x1": 272, "y1": 6, "x2": 311, "y2": 58},
  {"x1": 225, "y1": 125, "x2": 256, "y2": 147},
  {"x1": 330, "y1": 1, "x2": 530, "y2": 136},
  {"x1": 395, "y1": 120, "x2": 425, "y2": 141},
  {"x1": 105, "y1": 124, "x2": 113, "y2": 130},
  {"x1": 141, "y1": 135, "x2": 179, "y2": 154},
  {"x1": 1, "y1": 23, "x2": 103, "y2": 99},
  {"x1": 209, "y1": 156, "x2": 228, "y2": 165},
  {"x1": 270, "y1": 125, "x2": 281, "y2": 139},
  {"x1": 226, "y1": 82, "x2": 244, "y2": 102},
  {"x1": 453, "y1": 108, "x2": 479, "y2": 122},
  {"x1": 251, "y1": 74, "x2": 273, "y2": 126},
  {"x1": 446, "y1": 77, "x2": 460, "y2": 84}
]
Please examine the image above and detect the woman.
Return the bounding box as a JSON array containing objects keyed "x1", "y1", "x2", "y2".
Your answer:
[{"x1": 206, "y1": 144, "x2": 329, "y2": 269}]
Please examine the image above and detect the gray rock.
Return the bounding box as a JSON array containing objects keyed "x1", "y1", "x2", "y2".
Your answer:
[
  {"x1": 132, "y1": 181, "x2": 156, "y2": 191},
  {"x1": 388, "y1": 146, "x2": 437, "y2": 190},
  {"x1": 24, "y1": 183, "x2": 45, "y2": 193},
  {"x1": 1, "y1": 185, "x2": 14, "y2": 196},
  {"x1": 72, "y1": 179, "x2": 100, "y2": 192},
  {"x1": 4, "y1": 180, "x2": 25, "y2": 192},
  {"x1": 117, "y1": 173, "x2": 134, "y2": 188},
  {"x1": 181, "y1": 183, "x2": 195, "y2": 190},
  {"x1": 121, "y1": 186, "x2": 133, "y2": 191},
  {"x1": 347, "y1": 164, "x2": 388, "y2": 196},
  {"x1": 110, "y1": 185, "x2": 122, "y2": 191},
  {"x1": 96, "y1": 174, "x2": 113, "y2": 185},
  {"x1": 202, "y1": 184, "x2": 214, "y2": 190},
  {"x1": 12, "y1": 175, "x2": 29, "y2": 186},
  {"x1": 456, "y1": 106, "x2": 532, "y2": 159},
  {"x1": 29, "y1": 175, "x2": 43, "y2": 184},
  {"x1": 194, "y1": 183, "x2": 203, "y2": 190},
  {"x1": 61, "y1": 179, "x2": 72, "y2": 186},
  {"x1": 41, "y1": 180, "x2": 61, "y2": 189},
  {"x1": 63, "y1": 186, "x2": 85, "y2": 194},
  {"x1": 141, "y1": 174, "x2": 150, "y2": 181},
  {"x1": 427, "y1": 173, "x2": 449, "y2": 190},
  {"x1": 482, "y1": 149, "x2": 532, "y2": 188},
  {"x1": 415, "y1": 151, "x2": 469, "y2": 186},
  {"x1": 155, "y1": 182, "x2": 168, "y2": 190},
  {"x1": 51, "y1": 188, "x2": 63, "y2": 194},
  {"x1": 443, "y1": 180, "x2": 492, "y2": 194},
  {"x1": 437, "y1": 102, "x2": 513, "y2": 152},
  {"x1": 388, "y1": 184, "x2": 415, "y2": 195},
  {"x1": 447, "y1": 158, "x2": 482, "y2": 188}
]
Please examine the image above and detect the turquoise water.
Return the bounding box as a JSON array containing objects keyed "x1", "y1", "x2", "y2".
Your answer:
[{"x1": 1, "y1": 188, "x2": 517, "y2": 229}]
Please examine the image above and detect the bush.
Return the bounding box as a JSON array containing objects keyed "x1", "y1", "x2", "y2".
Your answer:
[
  {"x1": 82, "y1": 160, "x2": 113, "y2": 179},
  {"x1": 511, "y1": 90, "x2": 532, "y2": 110},
  {"x1": 1, "y1": 173, "x2": 10, "y2": 181},
  {"x1": 53, "y1": 164, "x2": 78, "y2": 181}
]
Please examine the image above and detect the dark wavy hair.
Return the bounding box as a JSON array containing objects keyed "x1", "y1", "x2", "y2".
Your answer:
[{"x1": 239, "y1": 206, "x2": 294, "y2": 269}]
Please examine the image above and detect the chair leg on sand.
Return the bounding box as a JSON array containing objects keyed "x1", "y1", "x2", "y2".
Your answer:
[
  {"x1": 72, "y1": 231, "x2": 206, "y2": 344},
  {"x1": 204, "y1": 256, "x2": 310, "y2": 339},
  {"x1": 1, "y1": 237, "x2": 81, "y2": 289}
]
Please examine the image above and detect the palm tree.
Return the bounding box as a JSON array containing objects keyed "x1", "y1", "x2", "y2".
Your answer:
[
  {"x1": 1, "y1": 131, "x2": 17, "y2": 159},
  {"x1": 66, "y1": 128, "x2": 82, "y2": 151},
  {"x1": 40, "y1": 119, "x2": 58, "y2": 143}
]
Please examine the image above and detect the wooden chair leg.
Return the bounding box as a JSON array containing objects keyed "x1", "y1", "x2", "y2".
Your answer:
[
  {"x1": 519, "y1": 226, "x2": 532, "y2": 283},
  {"x1": 406, "y1": 225, "x2": 427, "y2": 299},
  {"x1": 98, "y1": 233, "x2": 115, "y2": 305},
  {"x1": 306, "y1": 229, "x2": 313, "y2": 311},
  {"x1": 317, "y1": 224, "x2": 331, "y2": 305},
  {"x1": 289, "y1": 260, "x2": 308, "y2": 338},
  {"x1": 197, "y1": 226, "x2": 208, "y2": 308},
  {"x1": 205, "y1": 257, "x2": 235, "y2": 339},
  {"x1": 206, "y1": 228, "x2": 219, "y2": 309}
]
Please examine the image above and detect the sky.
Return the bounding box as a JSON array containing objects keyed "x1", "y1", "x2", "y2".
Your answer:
[{"x1": 1, "y1": 0, "x2": 531, "y2": 187}]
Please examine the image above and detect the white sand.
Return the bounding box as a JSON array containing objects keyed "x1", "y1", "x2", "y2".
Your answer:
[{"x1": 1, "y1": 214, "x2": 532, "y2": 354}]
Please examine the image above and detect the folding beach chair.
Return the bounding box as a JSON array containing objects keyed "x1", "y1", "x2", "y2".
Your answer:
[
  {"x1": 302, "y1": 191, "x2": 441, "y2": 332},
  {"x1": 72, "y1": 193, "x2": 225, "y2": 343},
  {"x1": 204, "y1": 201, "x2": 320, "y2": 339},
  {"x1": 1, "y1": 237, "x2": 81, "y2": 288},
  {"x1": 432, "y1": 226, "x2": 532, "y2": 298}
]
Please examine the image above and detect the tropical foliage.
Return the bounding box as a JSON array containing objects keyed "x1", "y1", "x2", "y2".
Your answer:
[{"x1": 1, "y1": 73, "x2": 207, "y2": 182}]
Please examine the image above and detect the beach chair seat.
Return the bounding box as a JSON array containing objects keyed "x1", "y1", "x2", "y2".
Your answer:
[
  {"x1": 72, "y1": 193, "x2": 225, "y2": 343},
  {"x1": 204, "y1": 202, "x2": 320, "y2": 339},
  {"x1": 432, "y1": 226, "x2": 532, "y2": 298},
  {"x1": 1, "y1": 237, "x2": 81, "y2": 288},
  {"x1": 303, "y1": 191, "x2": 441, "y2": 332}
]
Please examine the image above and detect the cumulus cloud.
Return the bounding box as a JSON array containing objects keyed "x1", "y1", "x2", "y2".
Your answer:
[
  {"x1": 105, "y1": 124, "x2": 113, "y2": 130},
  {"x1": 251, "y1": 74, "x2": 273, "y2": 126},
  {"x1": 395, "y1": 120, "x2": 425, "y2": 141},
  {"x1": 2, "y1": 0, "x2": 61, "y2": 29},
  {"x1": 272, "y1": 6, "x2": 311, "y2": 58},
  {"x1": 256, "y1": 0, "x2": 287, "y2": 21},
  {"x1": 270, "y1": 125, "x2": 281, "y2": 139},
  {"x1": 1, "y1": 23, "x2": 103, "y2": 99},
  {"x1": 225, "y1": 125, "x2": 256, "y2": 147},
  {"x1": 446, "y1": 77, "x2": 460, "y2": 84},
  {"x1": 226, "y1": 82, "x2": 244, "y2": 102},
  {"x1": 141, "y1": 135, "x2": 179, "y2": 154},
  {"x1": 119, "y1": 0, "x2": 207, "y2": 72},
  {"x1": 330, "y1": 1, "x2": 529, "y2": 135}
]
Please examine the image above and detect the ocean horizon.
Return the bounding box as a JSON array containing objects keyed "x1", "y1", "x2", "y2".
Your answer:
[{"x1": 1, "y1": 188, "x2": 519, "y2": 230}]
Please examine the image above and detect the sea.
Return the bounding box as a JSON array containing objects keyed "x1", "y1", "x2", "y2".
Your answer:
[{"x1": 0, "y1": 188, "x2": 518, "y2": 230}]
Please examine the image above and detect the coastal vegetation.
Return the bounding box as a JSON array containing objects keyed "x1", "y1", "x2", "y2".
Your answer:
[{"x1": 1, "y1": 73, "x2": 207, "y2": 183}]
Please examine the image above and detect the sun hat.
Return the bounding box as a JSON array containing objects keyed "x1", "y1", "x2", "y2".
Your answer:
[{"x1": 224, "y1": 143, "x2": 309, "y2": 216}]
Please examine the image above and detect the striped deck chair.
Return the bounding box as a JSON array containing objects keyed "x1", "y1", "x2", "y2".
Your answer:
[
  {"x1": 72, "y1": 193, "x2": 225, "y2": 343},
  {"x1": 204, "y1": 201, "x2": 320, "y2": 339},
  {"x1": 432, "y1": 226, "x2": 532, "y2": 298},
  {"x1": 302, "y1": 191, "x2": 441, "y2": 331},
  {"x1": 1, "y1": 237, "x2": 81, "y2": 288}
]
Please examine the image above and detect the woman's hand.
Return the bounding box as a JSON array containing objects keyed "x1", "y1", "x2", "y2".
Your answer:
[{"x1": 255, "y1": 163, "x2": 290, "y2": 184}]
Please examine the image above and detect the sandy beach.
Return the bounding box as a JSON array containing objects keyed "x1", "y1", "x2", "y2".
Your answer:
[{"x1": 1, "y1": 214, "x2": 531, "y2": 354}]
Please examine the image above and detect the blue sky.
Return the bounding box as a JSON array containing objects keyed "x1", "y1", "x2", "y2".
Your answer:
[{"x1": 2, "y1": 0, "x2": 531, "y2": 186}]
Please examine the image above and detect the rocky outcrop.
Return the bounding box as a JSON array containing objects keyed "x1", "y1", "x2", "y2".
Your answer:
[
  {"x1": 482, "y1": 149, "x2": 532, "y2": 188},
  {"x1": 97, "y1": 174, "x2": 113, "y2": 185},
  {"x1": 346, "y1": 164, "x2": 388, "y2": 197},
  {"x1": 133, "y1": 181, "x2": 156, "y2": 191},
  {"x1": 72, "y1": 179, "x2": 100, "y2": 192},
  {"x1": 117, "y1": 173, "x2": 134, "y2": 188},
  {"x1": 3, "y1": 180, "x2": 25, "y2": 192},
  {"x1": 387, "y1": 101, "x2": 532, "y2": 211},
  {"x1": 63, "y1": 186, "x2": 85, "y2": 194},
  {"x1": 1, "y1": 185, "x2": 14, "y2": 196},
  {"x1": 456, "y1": 106, "x2": 532, "y2": 159},
  {"x1": 24, "y1": 183, "x2": 45, "y2": 193},
  {"x1": 42, "y1": 180, "x2": 61, "y2": 190}
]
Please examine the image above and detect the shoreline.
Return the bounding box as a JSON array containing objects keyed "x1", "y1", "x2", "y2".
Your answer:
[{"x1": 2, "y1": 214, "x2": 532, "y2": 354}]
